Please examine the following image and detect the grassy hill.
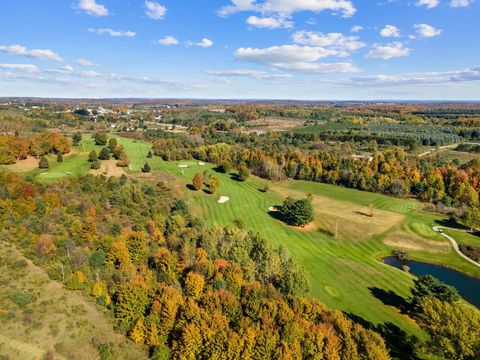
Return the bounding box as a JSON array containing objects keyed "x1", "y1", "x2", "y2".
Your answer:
[{"x1": 0, "y1": 241, "x2": 147, "y2": 360}]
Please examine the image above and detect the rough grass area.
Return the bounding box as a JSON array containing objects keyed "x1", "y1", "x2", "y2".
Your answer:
[
  {"x1": 90, "y1": 159, "x2": 127, "y2": 177},
  {"x1": 426, "y1": 148, "x2": 480, "y2": 164},
  {"x1": 0, "y1": 241, "x2": 147, "y2": 360}
]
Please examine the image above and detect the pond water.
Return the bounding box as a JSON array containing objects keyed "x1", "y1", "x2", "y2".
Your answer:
[{"x1": 382, "y1": 256, "x2": 480, "y2": 308}]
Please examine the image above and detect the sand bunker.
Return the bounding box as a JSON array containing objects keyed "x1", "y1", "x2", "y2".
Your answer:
[
  {"x1": 218, "y1": 196, "x2": 230, "y2": 204},
  {"x1": 198, "y1": 162, "x2": 205, "y2": 166},
  {"x1": 178, "y1": 164, "x2": 188, "y2": 168},
  {"x1": 268, "y1": 206, "x2": 277, "y2": 212}
]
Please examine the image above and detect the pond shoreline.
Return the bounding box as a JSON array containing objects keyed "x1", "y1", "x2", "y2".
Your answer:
[{"x1": 382, "y1": 256, "x2": 480, "y2": 308}]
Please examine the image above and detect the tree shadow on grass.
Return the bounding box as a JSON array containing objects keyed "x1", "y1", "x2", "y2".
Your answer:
[
  {"x1": 434, "y1": 218, "x2": 469, "y2": 230},
  {"x1": 368, "y1": 287, "x2": 410, "y2": 314},
  {"x1": 354, "y1": 210, "x2": 373, "y2": 218},
  {"x1": 186, "y1": 184, "x2": 196, "y2": 191},
  {"x1": 230, "y1": 173, "x2": 242, "y2": 182},
  {"x1": 345, "y1": 312, "x2": 420, "y2": 360},
  {"x1": 268, "y1": 208, "x2": 285, "y2": 222},
  {"x1": 317, "y1": 228, "x2": 335, "y2": 237}
]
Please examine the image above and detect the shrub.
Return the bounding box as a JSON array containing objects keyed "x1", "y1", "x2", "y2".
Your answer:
[
  {"x1": 94, "y1": 133, "x2": 108, "y2": 146},
  {"x1": 9, "y1": 291, "x2": 35, "y2": 308},
  {"x1": 209, "y1": 177, "x2": 219, "y2": 194},
  {"x1": 279, "y1": 196, "x2": 314, "y2": 227},
  {"x1": 142, "y1": 162, "x2": 151, "y2": 173},
  {"x1": 88, "y1": 150, "x2": 98, "y2": 162},
  {"x1": 72, "y1": 132, "x2": 82, "y2": 146},
  {"x1": 217, "y1": 161, "x2": 233, "y2": 173},
  {"x1": 192, "y1": 173, "x2": 203, "y2": 190},
  {"x1": 238, "y1": 165, "x2": 249, "y2": 181},
  {"x1": 39, "y1": 156, "x2": 49, "y2": 169},
  {"x1": 99, "y1": 148, "x2": 111, "y2": 160}
]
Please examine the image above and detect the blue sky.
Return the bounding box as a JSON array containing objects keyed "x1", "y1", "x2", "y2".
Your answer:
[{"x1": 0, "y1": 0, "x2": 478, "y2": 100}]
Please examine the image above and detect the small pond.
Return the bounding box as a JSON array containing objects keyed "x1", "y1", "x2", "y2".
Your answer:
[{"x1": 382, "y1": 256, "x2": 480, "y2": 308}]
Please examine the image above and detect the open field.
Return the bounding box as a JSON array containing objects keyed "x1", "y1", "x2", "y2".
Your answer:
[
  {"x1": 5, "y1": 134, "x2": 480, "y2": 341},
  {"x1": 0, "y1": 241, "x2": 147, "y2": 360},
  {"x1": 423, "y1": 148, "x2": 480, "y2": 164}
]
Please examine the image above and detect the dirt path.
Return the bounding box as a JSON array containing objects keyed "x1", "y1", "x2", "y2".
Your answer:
[
  {"x1": 418, "y1": 144, "x2": 458, "y2": 158},
  {"x1": 433, "y1": 226, "x2": 480, "y2": 268}
]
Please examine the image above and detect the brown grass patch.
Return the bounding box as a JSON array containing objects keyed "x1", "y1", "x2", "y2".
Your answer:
[
  {"x1": 0, "y1": 242, "x2": 147, "y2": 360},
  {"x1": 383, "y1": 232, "x2": 450, "y2": 253},
  {"x1": 3, "y1": 156, "x2": 39, "y2": 172},
  {"x1": 244, "y1": 117, "x2": 306, "y2": 132},
  {"x1": 90, "y1": 160, "x2": 126, "y2": 177},
  {"x1": 271, "y1": 185, "x2": 405, "y2": 241},
  {"x1": 292, "y1": 221, "x2": 318, "y2": 232}
]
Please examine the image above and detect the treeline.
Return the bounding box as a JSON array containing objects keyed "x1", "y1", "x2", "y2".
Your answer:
[
  {"x1": 152, "y1": 139, "x2": 479, "y2": 204},
  {"x1": 151, "y1": 139, "x2": 480, "y2": 227},
  {"x1": 0, "y1": 173, "x2": 391, "y2": 359},
  {"x1": 295, "y1": 123, "x2": 478, "y2": 147},
  {"x1": 456, "y1": 143, "x2": 480, "y2": 154},
  {"x1": 0, "y1": 132, "x2": 72, "y2": 164}
]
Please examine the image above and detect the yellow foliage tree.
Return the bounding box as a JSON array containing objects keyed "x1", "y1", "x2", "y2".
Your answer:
[
  {"x1": 184, "y1": 272, "x2": 205, "y2": 300},
  {"x1": 81, "y1": 217, "x2": 98, "y2": 244},
  {"x1": 130, "y1": 318, "x2": 146, "y2": 344}
]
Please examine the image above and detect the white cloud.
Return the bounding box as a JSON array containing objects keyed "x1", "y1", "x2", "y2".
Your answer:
[
  {"x1": 219, "y1": 0, "x2": 356, "y2": 18},
  {"x1": 412, "y1": 24, "x2": 442, "y2": 39},
  {"x1": 235, "y1": 45, "x2": 359, "y2": 73},
  {"x1": 380, "y1": 25, "x2": 401, "y2": 38},
  {"x1": 77, "y1": 0, "x2": 109, "y2": 16},
  {"x1": 206, "y1": 69, "x2": 293, "y2": 80},
  {"x1": 46, "y1": 65, "x2": 76, "y2": 74},
  {"x1": 88, "y1": 28, "x2": 136, "y2": 38},
  {"x1": 156, "y1": 36, "x2": 179, "y2": 46},
  {"x1": 0, "y1": 44, "x2": 63, "y2": 62},
  {"x1": 60, "y1": 65, "x2": 74, "y2": 72},
  {"x1": 246, "y1": 16, "x2": 293, "y2": 29},
  {"x1": 366, "y1": 42, "x2": 411, "y2": 60},
  {"x1": 76, "y1": 59, "x2": 94, "y2": 66},
  {"x1": 0, "y1": 66, "x2": 204, "y2": 92},
  {"x1": 211, "y1": 77, "x2": 232, "y2": 84},
  {"x1": 450, "y1": 0, "x2": 473, "y2": 7},
  {"x1": 292, "y1": 31, "x2": 365, "y2": 55},
  {"x1": 351, "y1": 26, "x2": 363, "y2": 33},
  {"x1": 145, "y1": 1, "x2": 167, "y2": 20},
  {"x1": 0, "y1": 63, "x2": 39, "y2": 73},
  {"x1": 345, "y1": 67, "x2": 480, "y2": 87},
  {"x1": 196, "y1": 38, "x2": 214, "y2": 48},
  {"x1": 415, "y1": 0, "x2": 440, "y2": 9}
]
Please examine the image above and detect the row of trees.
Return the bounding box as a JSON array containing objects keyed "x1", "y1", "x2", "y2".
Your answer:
[
  {"x1": 151, "y1": 138, "x2": 480, "y2": 229},
  {"x1": 0, "y1": 132, "x2": 72, "y2": 164},
  {"x1": 87, "y1": 135, "x2": 130, "y2": 169},
  {"x1": 192, "y1": 172, "x2": 219, "y2": 194}
]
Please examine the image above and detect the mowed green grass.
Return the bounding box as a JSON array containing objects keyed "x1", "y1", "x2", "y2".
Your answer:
[
  {"x1": 129, "y1": 150, "x2": 480, "y2": 338},
  {"x1": 4, "y1": 135, "x2": 149, "y2": 183},
  {"x1": 5, "y1": 135, "x2": 480, "y2": 339}
]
